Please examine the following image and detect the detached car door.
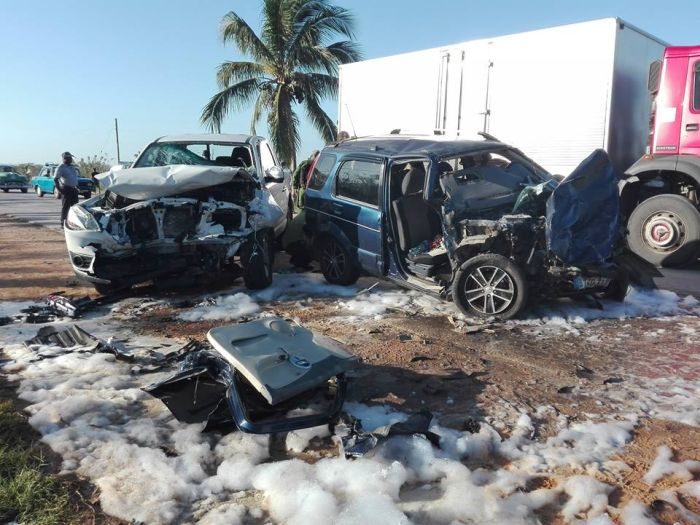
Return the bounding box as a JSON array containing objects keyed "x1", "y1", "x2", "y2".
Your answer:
[{"x1": 330, "y1": 157, "x2": 385, "y2": 276}]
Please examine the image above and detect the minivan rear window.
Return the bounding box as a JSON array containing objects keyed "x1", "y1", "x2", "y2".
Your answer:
[
  {"x1": 335, "y1": 159, "x2": 382, "y2": 207},
  {"x1": 307, "y1": 153, "x2": 335, "y2": 190}
]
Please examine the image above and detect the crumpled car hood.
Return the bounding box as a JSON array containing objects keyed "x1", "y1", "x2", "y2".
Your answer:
[
  {"x1": 96, "y1": 165, "x2": 255, "y2": 200},
  {"x1": 546, "y1": 149, "x2": 621, "y2": 265}
]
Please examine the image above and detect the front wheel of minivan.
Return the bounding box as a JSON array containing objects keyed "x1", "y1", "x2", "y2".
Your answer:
[
  {"x1": 452, "y1": 254, "x2": 528, "y2": 320},
  {"x1": 319, "y1": 237, "x2": 360, "y2": 285}
]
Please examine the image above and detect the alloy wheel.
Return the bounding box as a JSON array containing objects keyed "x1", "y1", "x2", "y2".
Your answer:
[
  {"x1": 321, "y1": 242, "x2": 345, "y2": 281},
  {"x1": 464, "y1": 265, "x2": 515, "y2": 315}
]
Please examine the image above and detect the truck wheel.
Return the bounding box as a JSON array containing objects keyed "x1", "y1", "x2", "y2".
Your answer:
[
  {"x1": 21, "y1": 188, "x2": 27, "y2": 193},
  {"x1": 627, "y1": 194, "x2": 700, "y2": 267},
  {"x1": 35, "y1": 186, "x2": 44, "y2": 198},
  {"x1": 452, "y1": 254, "x2": 528, "y2": 320},
  {"x1": 241, "y1": 230, "x2": 274, "y2": 290},
  {"x1": 318, "y1": 236, "x2": 360, "y2": 285},
  {"x1": 2, "y1": 189, "x2": 8, "y2": 193},
  {"x1": 82, "y1": 192, "x2": 91, "y2": 199}
]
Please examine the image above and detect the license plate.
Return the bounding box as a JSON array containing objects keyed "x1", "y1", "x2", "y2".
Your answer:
[{"x1": 573, "y1": 276, "x2": 612, "y2": 290}]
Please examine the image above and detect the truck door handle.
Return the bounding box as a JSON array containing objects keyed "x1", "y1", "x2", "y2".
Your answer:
[
  {"x1": 687, "y1": 124, "x2": 699, "y2": 132},
  {"x1": 331, "y1": 203, "x2": 343, "y2": 215}
]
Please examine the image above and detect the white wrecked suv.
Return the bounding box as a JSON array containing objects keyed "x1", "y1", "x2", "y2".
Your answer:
[{"x1": 64, "y1": 134, "x2": 293, "y2": 294}]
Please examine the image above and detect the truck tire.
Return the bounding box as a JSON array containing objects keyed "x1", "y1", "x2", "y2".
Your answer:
[
  {"x1": 21, "y1": 188, "x2": 27, "y2": 193},
  {"x1": 35, "y1": 186, "x2": 44, "y2": 198},
  {"x1": 627, "y1": 194, "x2": 700, "y2": 267},
  {"x1": 452, "y1": 254, "x2": 528, "y2": 320},
  {"x1": 241, "y1": 230, "x2": 274, "y2": 290},
  {"x1": 318, "y1": 236, "x2": 360, "y2": 285},
  {"x1": 82, "y1": 192, "x2": 91, "y2": 199}
]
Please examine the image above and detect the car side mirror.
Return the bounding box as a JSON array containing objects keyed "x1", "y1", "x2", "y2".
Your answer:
[{"x1": 264, "y1": 166, "x2": 285, "y2": 183}]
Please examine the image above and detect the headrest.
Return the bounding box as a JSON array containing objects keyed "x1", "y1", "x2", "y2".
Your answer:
[{"x1": 401, "y1": 167, "x2": 425, "y2": 195}]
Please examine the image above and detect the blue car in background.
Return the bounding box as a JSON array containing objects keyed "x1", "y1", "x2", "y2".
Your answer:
[
  {"x1": 303, "y1": 135, "x2": 629, "y2": 320},
  {"x1": 31, "y1": 163, "x2": 94, "y2": 199}
]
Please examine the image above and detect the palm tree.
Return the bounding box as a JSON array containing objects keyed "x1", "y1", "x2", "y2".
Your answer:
[{"x1": 201, "y1": 0, "x2": 361, "y2": 167}]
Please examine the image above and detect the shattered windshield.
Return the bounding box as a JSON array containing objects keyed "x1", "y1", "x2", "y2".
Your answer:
[{"x1": 134, "y1": 142, "x2": 254, "y2": 169}]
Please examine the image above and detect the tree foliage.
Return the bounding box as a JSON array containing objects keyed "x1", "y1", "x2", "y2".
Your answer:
[
  {"x1": 76, "y1": 154, "x2": 110, "y2": 176},
  {"x1": 201, "y1": 0, "x2": 361, "y2": 167}
]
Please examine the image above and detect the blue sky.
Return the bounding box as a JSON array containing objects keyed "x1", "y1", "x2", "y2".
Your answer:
[{"x1": 1, "y1": 0, "x2": 697, "y2": 165}]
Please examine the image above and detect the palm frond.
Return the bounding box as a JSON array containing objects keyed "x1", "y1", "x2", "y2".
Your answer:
[
  {"x1": 261, "y1": 0, "x2": 289, "y2": 61},
  {"x1": 216, "y1": 61, "x2": 267, "y2": 89},
  {"x1": 250, "y1": 90, "x2": 273, "y2": 135},
  {"x1": 303, "y1": 92, "x2": 336, "y2": 144},
  {"x1": 267, "y1": 87, "x2": 300, "y2": 166},
  {"x1": 200, "y1": 78, "x2": 261, "y2": 133},
  {"x1": 221, "y1": 12, "x2": 274, "y2": 64},
  {"x1": 294, "y1": 72, "x2": 338, "y2": 98},
  {"x1": 287, "y1": 0, "x2": 356, "y2": 66}
]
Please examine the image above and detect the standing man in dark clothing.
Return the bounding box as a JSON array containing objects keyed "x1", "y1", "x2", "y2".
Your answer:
[{"x1": 54, "y1": 152, "x2": 80, "y2": 227}]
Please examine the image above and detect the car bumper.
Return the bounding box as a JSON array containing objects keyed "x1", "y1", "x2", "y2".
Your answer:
[{"x1": 0, "y1": 184, "x2": 29, "y2": 190}]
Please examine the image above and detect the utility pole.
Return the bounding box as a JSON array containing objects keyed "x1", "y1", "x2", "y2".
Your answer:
[{"x1": 114, "y1": 118, "x2": 121, "y2": 164}]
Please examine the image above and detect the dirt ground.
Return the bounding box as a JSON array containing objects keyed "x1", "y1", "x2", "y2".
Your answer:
[
  {"x1": 0, "y1": 215, "x2": 94, "y2": 300},
  {"x1": 2, "y1": 216, "x2": 700, "y2": 524}
]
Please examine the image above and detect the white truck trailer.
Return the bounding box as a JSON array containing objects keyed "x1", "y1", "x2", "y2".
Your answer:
[{"x1": 338, "y1": 18, "x2": 666, "y2": 176}]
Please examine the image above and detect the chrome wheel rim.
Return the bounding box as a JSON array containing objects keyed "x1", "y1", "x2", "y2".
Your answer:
[
  {"x1": 464, "y1": 265, "x2": 515, "y2": 315},
  {"x1": 642, "y1": 211, "x2": 685, "y2": 252},
  {"x1": 321, "y1": 242, "x2": 345, "y2": 281}
]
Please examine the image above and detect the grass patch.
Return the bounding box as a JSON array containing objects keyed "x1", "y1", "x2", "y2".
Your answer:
[{"x1": 0, "y1": 400, "x2": 77, "y2": 525}]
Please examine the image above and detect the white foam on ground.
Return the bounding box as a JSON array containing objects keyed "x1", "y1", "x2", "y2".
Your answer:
[
  {"x1": 643, "y1": 445, "x2": 700, "y2": 485},
  {"x1": 178, "y1": 292, "x2": 260, "y2": 322},
  {"x1": 1, "y1": 292, "x2": 699, "y2": 524}
]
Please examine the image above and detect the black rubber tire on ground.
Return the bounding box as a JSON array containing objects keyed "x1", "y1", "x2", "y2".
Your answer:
[
  {"x1": 35, "y1": 186, "x2": 44, "y2": 198},
  {"x1": 452, "y1": 253, "x2": 529, "y2": 320},
  {"x1": 241, "y1": 230, "x2": 274, "y2": 290},
  {"x1": 627, "y1": 194, "x2": 700, "y2": 267},
  {"x1": 82, "y1": 192, "x2": 91, "y2": 199},
  {"x1": 318, "y1": 236, "x2": 360, "y2": 286},
  {"x1": 2, "y1": 189, "x2": 8, "y2": 193},
  {"x1": 21, "y1": 188, "x2": 27, "y2": 193}
]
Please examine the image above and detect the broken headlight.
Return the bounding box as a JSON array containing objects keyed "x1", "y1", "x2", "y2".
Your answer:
[{"x1": 65, "y1": 205, "x2": 100, "y2": 231}]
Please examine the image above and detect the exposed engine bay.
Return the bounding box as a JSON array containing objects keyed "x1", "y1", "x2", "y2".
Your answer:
[
  {"x1": 393, "y1": 149, "x2": 625, "y2": 307},
  {"x1": 64, "y1": 164, "x2": 284, "y2": 292}
]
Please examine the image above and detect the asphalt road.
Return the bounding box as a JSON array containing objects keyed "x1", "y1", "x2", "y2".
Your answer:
[{"x1": 1, "y1": 190, "x2": 699, "y2": 297}]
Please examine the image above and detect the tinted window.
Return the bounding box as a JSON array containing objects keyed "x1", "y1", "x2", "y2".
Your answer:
[
  {"x1": 335, "y1": 160, "x2": 381, "y2": 206},
  {"x1": 307, "y1": 153, "x2": 335, "y2": 190},
  {"x1": 694, "y1": 61, "x2": 700, "y2": 111}
]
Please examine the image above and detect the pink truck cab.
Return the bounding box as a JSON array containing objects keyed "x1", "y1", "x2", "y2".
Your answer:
[{"x1": 621, "y1": 45, "x2": 700, "y2": 267}]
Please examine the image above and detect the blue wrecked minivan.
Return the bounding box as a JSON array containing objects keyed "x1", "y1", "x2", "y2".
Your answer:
[{"x1": 303, "y1": 134, "x2": 628, "y2": 320}]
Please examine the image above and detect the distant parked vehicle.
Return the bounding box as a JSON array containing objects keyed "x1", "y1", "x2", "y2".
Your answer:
[
  {"x1": 31, "y1": 163, "x2": 94, "y2": 199},
  {"x1": 0, "y1": 171, "x2": 29, "y2": 193}
]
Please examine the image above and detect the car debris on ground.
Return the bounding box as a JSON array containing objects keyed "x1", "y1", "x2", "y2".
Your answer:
[{"x1": 145, "y1": 317, "x2": 358, "y2": 433}]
